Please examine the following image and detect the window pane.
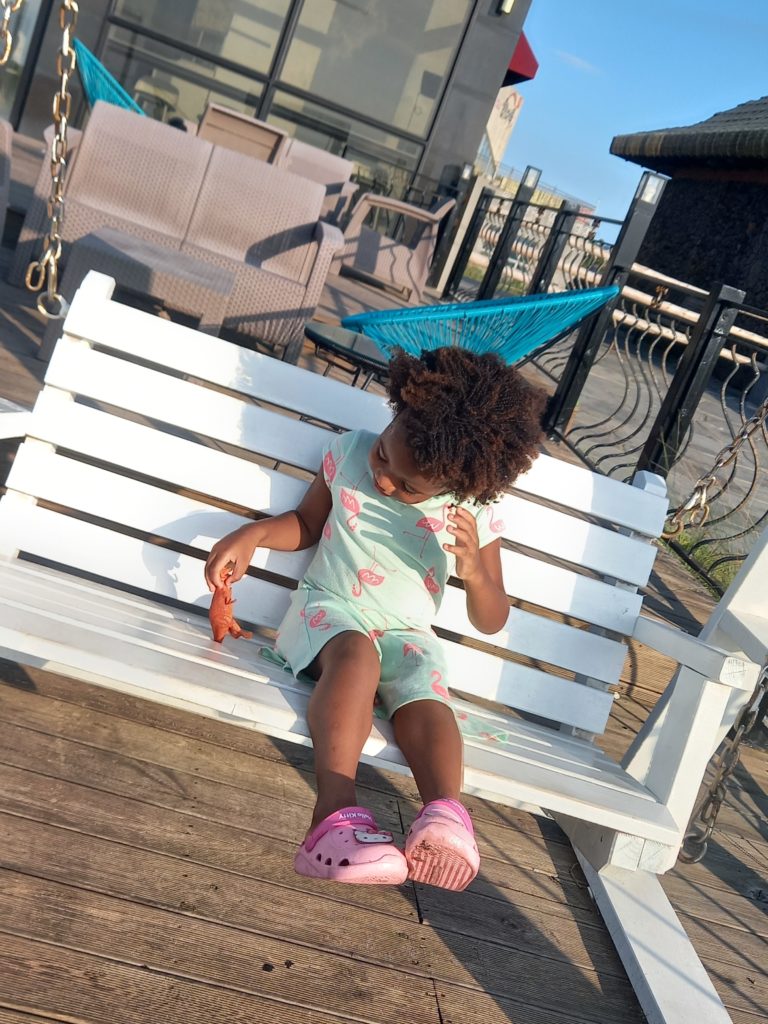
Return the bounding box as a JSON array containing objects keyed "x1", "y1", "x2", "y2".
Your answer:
[
  {"x1": 0, "y1": 0, "x2": 45, "y2": 120},
  {"x1": 281, "y1": 0, "x2": 471, "y2": 137},
  {"x1": 102, "y1": 26, "x2": 264, "y2": 126},
  {"x1": 270, "y1": 90, "x2": 423, "y2": 199},
  {"x1": 112, "y1": 0, "x2": 291, "y2": 75}
]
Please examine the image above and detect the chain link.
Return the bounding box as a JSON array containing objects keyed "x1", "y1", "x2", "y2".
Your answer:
[
  {"x1": 24, "y1": 0, "x2": 78, "y2": 320},
  {"x1": 664, "y1": 393, "x2": 768, "y2": 537},
  {"x1": 0, "y1": 0, "x2": 23, "y2": 66},
  {"x1": 679, "y1": 661, "x2": 768, "y2": 863}
]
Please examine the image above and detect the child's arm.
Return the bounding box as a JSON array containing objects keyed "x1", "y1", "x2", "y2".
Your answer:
[
  {"x1": 443, "y1": 507, "x2": 508, "y2": 634},
  {"x1": 204, "y1": 471, "x2": 332, "y2": 592}
]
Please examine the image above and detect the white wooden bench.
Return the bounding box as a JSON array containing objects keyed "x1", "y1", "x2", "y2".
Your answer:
[{"x1": 0, "y1": 272, "x2": 761, "y2": 1024}]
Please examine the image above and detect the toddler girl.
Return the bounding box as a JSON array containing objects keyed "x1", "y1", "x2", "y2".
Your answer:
[{"x1": 205, "y1": 347, "x2": 546, "y2": 890}]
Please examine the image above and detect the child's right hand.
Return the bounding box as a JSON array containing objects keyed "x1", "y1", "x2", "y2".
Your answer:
[{"x1": 204, "y1": 524, "x2": 259, "y2": 592}]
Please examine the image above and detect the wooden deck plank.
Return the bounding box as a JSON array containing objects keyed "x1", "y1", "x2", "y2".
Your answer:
[
  {"x1": 0, "y1": 813, "x2": 639, "y2": 1022},
  {"x1": 0, "y1": 756, "x2": 642, "y2": 1019},
  {"x1": 0, "y1": 870, "x2": 444, "y2": 1024},
  {"x1": 0, "y1": 934, "x2": 352, "y2": 1024}
]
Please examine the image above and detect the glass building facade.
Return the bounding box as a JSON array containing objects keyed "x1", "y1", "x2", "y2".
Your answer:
[{"x1": 9, "y1": 0, "x2": 530, "y2": 199}]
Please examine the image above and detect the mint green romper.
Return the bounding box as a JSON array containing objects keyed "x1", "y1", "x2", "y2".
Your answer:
[{"x1": 274, "y1": 429, "x2": 500, "y2": 719}]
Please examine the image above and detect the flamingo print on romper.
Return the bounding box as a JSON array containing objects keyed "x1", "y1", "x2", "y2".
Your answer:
[
  {"x1": 431, "y1": 670, "x2": 449, "y2": 700},
  {"x1": 352, "y1": 557, "x2": 385, "y2": 597},
  {"x1": 323, "y1": 449, "x2": 338, "y2": 483},
  {"x1": 299, "y1": 608, "x2": 334, "y2": 632},
  {"x1": 340, "y1": 487, "x2": 362, "y2": 531},
  {"x1": 487, "y1": 505, "x2": 505, "y2": 534},
  {"x1": 404, "y1": 501, "x2": 450, "y2": 557},
  {"x1": 423, "y1": 566, "x2": 440, "y2": 595},
  {"x1": 403, "y1": 640, "x2": 424, "y2": 659}
]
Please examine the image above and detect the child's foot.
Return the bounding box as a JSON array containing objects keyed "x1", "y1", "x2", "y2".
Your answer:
[
  {"x1": 405, "y1": 798, "x2": 480, "y2": 891},
  {"x1": 294, "y1": 806, "x2": 408, "y2": 885}
]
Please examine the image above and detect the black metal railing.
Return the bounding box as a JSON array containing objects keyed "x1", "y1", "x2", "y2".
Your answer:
[{"x1": 541, "y1": 267, "x2": 768, "y2": 593}]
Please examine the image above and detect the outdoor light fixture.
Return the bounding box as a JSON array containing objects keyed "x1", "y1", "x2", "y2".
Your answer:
[
  {"x1": 460, "y1": 162, "x2": 474, "y2": 180},
  {"x1": 497, "y1": 0, "x2": 516, "y2": 13},
  {"x1": 521, "y1": 165, "x2": 541, "y2": 190},
  {"x1": 635, "y1": 171, "x2": 667, "y2": 205}
]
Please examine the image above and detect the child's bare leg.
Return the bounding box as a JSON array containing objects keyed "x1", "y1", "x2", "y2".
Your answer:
[
  {"x1": 392, "y1": 700, "x2": 463, "y2": 804},
  {"x1": 307, "y1": 630, "x2": 380, "y2": 829},
  {"x1": 394, "y1": 699, "x2": 479, "y2": 891}
]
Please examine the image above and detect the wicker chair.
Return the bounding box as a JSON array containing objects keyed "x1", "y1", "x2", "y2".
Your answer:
[{"x1": 332, "y1": 193, "x2": 455, "y2": 302}]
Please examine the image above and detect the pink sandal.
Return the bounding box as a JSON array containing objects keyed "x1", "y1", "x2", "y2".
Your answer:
[
  {"x1": 294, "y1": 806, "x2": 408, "y2": 885},
  {"x1": 405, "y1": 798, "x2": 480, "y2": 891}
]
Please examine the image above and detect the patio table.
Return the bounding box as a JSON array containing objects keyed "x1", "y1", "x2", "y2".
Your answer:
[
  {"x1": 303, "y1": 321, "x2": 390, "y2": 389},
  {"x1": 39, "y1": 227, "x2": 235, "y2": 361}
]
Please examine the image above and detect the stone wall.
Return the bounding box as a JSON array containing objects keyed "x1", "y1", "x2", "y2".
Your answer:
[{"x1": 637, "y1": 177, "x2": 768, "y2": 310}]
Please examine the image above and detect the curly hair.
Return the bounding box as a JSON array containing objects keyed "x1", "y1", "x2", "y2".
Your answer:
[{"x1": 387, "y1": 347, "x2": 548, "y2": 504}]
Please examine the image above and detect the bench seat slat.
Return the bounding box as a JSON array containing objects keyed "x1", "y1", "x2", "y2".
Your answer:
[
  {"x1": 0, "y1": 559, "x2": 679, "y2": 844},
  {"x1": 7, "y1": 445, "x2": 629, "y2": 688},
  {"x1": 65, "y1": 288, "x2": 666, "y2": 538}
]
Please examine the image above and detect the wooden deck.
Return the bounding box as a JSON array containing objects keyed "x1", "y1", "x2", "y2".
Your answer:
[{"x1": 0, "y1": 143, "x2": 766, "y2": 1022}]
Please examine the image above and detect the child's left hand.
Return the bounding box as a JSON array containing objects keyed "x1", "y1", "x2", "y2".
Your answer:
[{"x1": 443, "y1": 506, "x2": 483, "y2": 581}]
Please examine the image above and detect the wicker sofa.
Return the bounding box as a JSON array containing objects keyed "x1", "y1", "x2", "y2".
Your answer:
[{"x1": 9, "y1": 102, "x2": 343, "y2": 360}]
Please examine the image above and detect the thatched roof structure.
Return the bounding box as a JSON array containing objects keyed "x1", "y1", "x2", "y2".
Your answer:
[{"x1": 611, "y1": 96, "x2": 768, "y2": 172}]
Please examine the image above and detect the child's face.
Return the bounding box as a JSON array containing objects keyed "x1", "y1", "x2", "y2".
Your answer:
[{"x1": 369, "y1": 417, "x2": 447, "y2": 505}]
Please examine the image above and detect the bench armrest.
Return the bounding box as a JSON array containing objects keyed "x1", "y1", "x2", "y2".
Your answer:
[{"x1": 632, "y1": 615, "x2": 760, "y2": 691}]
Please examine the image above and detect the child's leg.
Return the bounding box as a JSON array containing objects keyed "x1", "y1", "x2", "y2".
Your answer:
[
  {"x1": 392, "y1": 699, "x2": 463, "y2": 804},
  {"x1": 306, "y1": 630, "x2": 380, "y2": 829},
  {"x1": 296, "y1": 629, "x2": 408, "y2": 885}
]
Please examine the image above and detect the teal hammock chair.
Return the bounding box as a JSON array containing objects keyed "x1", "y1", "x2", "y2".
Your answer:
[
  {"x1": 341, "y1": 285, "x2": 619, "y2": 366},
  {"x1": 73, "y1": 39, "x2": 145, "y2": 116}
]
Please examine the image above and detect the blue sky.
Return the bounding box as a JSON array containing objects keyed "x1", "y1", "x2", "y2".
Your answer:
[{"x1": 507, "y1": 0, "x2": 768, "y2": 221}]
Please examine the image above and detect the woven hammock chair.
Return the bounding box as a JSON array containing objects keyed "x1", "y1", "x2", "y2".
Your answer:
[
  {"x1": 341, "y1": 285, "x2": 619, "y2": 366},
  {"x1": 73, "y1": 39, "x2": 145, "y2": 115}
]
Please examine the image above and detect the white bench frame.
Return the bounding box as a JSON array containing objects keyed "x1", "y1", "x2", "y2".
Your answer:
[{"x1": 0, "y1": 273, "x2": 763, "y2": 1024}]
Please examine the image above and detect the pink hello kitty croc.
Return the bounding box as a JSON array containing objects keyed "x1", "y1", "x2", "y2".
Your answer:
[
  {"x1": 405, "y1": 798, "x2": 480, "y2": 891},
  {"x1": 294, "y1": 806, "x2": 408, "y2": 885}
]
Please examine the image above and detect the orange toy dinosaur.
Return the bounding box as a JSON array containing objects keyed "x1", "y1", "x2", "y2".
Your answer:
[{"x1": 210, "y1": 567, "x2": 253, "y2": 643}]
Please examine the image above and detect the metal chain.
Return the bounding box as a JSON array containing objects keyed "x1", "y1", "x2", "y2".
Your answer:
[
  {"x1": 679, "y1": 661, "x2": 768, "y2": 863},
  {"x1": 0, "y1": 0, "x2": 23, "y2": 66},
  {"x1": 664, "y1": 392, "x2": 768, "y2": 537},
  {"x1": 24, "y1": 0, "x2": 78, "y2": 320}
]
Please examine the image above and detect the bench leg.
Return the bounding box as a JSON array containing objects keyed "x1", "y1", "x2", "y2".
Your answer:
[{"x1": 575, "y1": 851, "x2": 733, "y2": 1024}]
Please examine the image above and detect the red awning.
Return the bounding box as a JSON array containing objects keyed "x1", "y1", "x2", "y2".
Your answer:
[{"x1": 504, "y1": 31, "x2": 538, "y2": 86}]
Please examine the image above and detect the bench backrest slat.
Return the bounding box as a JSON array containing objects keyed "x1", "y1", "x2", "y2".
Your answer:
[
  {"x1": 63, "y1": 273, "x2": 666, "y2": 536},
  {"x1": 42, "y1": 340, "x2": 659, "y2": 586},
  {"x1": 23, "y1": 394, "x2": 643, "y2": 632}
]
